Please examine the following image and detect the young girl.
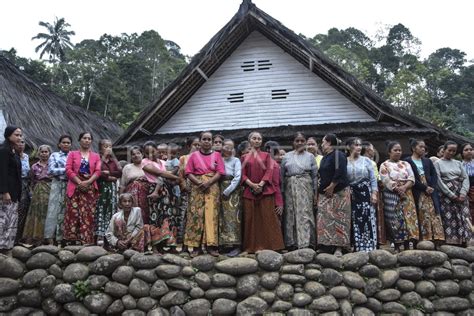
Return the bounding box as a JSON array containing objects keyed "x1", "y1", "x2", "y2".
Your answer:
[
  {"x1": 106, "y1": 193, "x2": 172, "y2": 252},
  {"x1": 185, "y1": 131, "x2": 225, "y2": 257}
]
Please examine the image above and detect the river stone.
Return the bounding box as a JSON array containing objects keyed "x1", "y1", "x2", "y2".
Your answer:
[
  {"x1": 304, "y1": 269, "x2": 321, "y2": 280},
  {"x1": 162, "y1": 254, "x2": 190, "y2": 267},
  {"x1": 63, "y1": 263, "x2": 89, "y2": 283},
  {"x1": 106, "y1": 299, "x2": 124, "y2": 315},
  {"x1": 415, "y1": 280, "x2": 436, "y2": 297},
  {"x1": 381, "y1": 269, "x2": 399, "y2": 288},
  {"x1": 451, "y1": 258, "x2": 469, "y2": 266},
  {"x1": 424, "y1": 266, "x2": 452, "y2": 280},
  {"x1": 304, "y1": 281, "x2": 325, "y2": 298},
  {"x1": 440, "y1": 245, "x2": 474, "y2": 261},
  {"x1": 84, "y1": 293, "x2": 113, "y2": 314},
  {"x1": 190, "y1": 287, "x2": 204, "y2": 298},
  {"x1": 460, "y1": 279, "x2": 474, "y2": 295},
  {"x1": 105, "y1": 281, "x2": 129, "y2": 298},
  {"x1": 194, "y1": 271, "x2": 211, "y2": 290},
  {"x1": 453, "y1": 265, "x2": 472, "y2": 279},
  {"x1": 148, "y1": 307, "x2": 171, "y2": 316},
  {"x1": 315, "y1": 253, "x2": 343, "y2": 269},
  {"x1": 340, "y1": 299, "x2": 352, "y2": 316},
  {"x1": 400, "y1": 291, "x2": 422, "y2": 307},
  {"x1": 408, "y1": 309, "x2": 425, "y2": 316},
  {"x1": 281, "y1": 264, "x2": 304, "y2": 275},
  {"x1": 135, "y1": 269, "x2": 158, "y2": 283},
  {"x1": 433, "y1": 297, "x2": 470, "y2": 312},
  {"x1": 150, "y1": 280, "x2": 169, "y2": 298},
  {"x1": 396, "y1": 279, "x2": 415, "y2": 292},
  {"x1": 205, "y1": 288, "x2": 237, "y2": 300},
  {"x1": 259, "y1": 291, "x2": 276, "y2": 303},
  {"x1": 26, "y1": 252, "x2": 57, "y2": 269},
  {"x1": 88, "y1": 274, "x2": 109, "y2": 290},
  {"x1": 41, "y1": 297, "x2": 62, "y2": 315},
  {"x1": 416, "y1": 240, "x2": 435, "y2": 250},
  {"x1": 363, "y1": 297, "x2": 382, "y2": 313},
  {"x1": 90, "y1": 254, "x2": 124, "y2": 276},
  {"x1": 280, "y1": 274, "x2": 306, "y2": 284},
  {"x1": 436, "y1": 280, "x2": 459, "y2": 297},
  {"x1": 320, "y1": 268, "x2": 343, "y2": 286},
  {"x1": 212, "y1": 298, "x2": 237, "y2": 315},
  {"x1": 212, "y1": 273, "x2": 237, "y2": 287},
  {"x1": 182, "y1": 299, "x2": 210, "y2": 316},
  {"x1": 364, "y1": 278, "x2": 382, "y2": 296},
  {"x1": 271, "y1": 300, "x2": 292, "y2": 312},
  {"x1": 18, "y1": 288, "x2": 41, "y2": 307},
  {"x1": 11, "y1": 246, "x2": 32, "y2": 262},
  {"x1": 353, "y1": 307, "x2": 375, "y2": 316},
  {"x1": 123, "y1": 249, "x2": 139, "y2": 259},
  {"x1": 327, "y1": 285, "x2": 348, "y2": 299},
  {"x1": 48, "y1": 264, "x2": 63, "y2": 279},
  {"x1": 58, "y1": 250, "x2": 75, "y2": 264},
  {"x1": 369, "y1": 250, "x2": 397, "y2": 268},
  {"x1": 288, "y1": 308, "x2": 313, "y2": 316},
  {"x1": 129, "y1": 278, "x2": 150, "y2": 298},
  {"x1": 284, "y1": 248, "x2": 315, "y2": 263},
  {"x1": 215, "y1": 258, "x2": 258, "y2": 275},
  {"x1": 256, "y1": 250, "x2": 284, "y2": 271},
  {"x1": 350, "y1": 289, "x2": 368, "y2": 304},
  {"x1": 0, "y1": 278, "x2": 20, "y2": 296},
  {"x1": 0, "y1": 295, "x2": 17, "y2": 312},
  {"x1": 275, "y1": 282, "x2": 294, "y2": 301},
  {"x1": 156, "y1": 264, "x2": 182, "y2": 279},
  {"x1": 159, "y1": 291, "x2": 188, "y2": 307},
  {"x1": 342, "y1": 271, "x2": 365, "y2": 289},
  {"x1": 76, "y1": 246, "x2": 107, "y2": 262},
  {"x1": 236, "y1": 297, "x2": 268, "y2": 315},
  {"x1": 237, "y1": 274, "x2": 259, "y2": 297},
  {"x1": 137, "y1": 297, "x2": 158, "y2": 311},
  {"x1": 31, "y1": 245, "x2": 59, "y2": 255},
  {"x1": 260, "y1": 272, "x2": 279, "y2": 289},
  {"x1": 64, "y1": 302, "x2": 89, "y2": 315},
  {"x1": 123, "y1": 310, "x2": 146, "y2": 316},
  {"x1": 375, "y1": 289, "x2": 401, "y2": 302},
  {"x1": 23, "y1": 269, "x2": 48, "y2": 288},
  {"x1": 52, "y1": 283, "x2": 76, "y2": 303},
  {"x1": 122, "y1": 294, "x2": 137, "y2": 309},
  {"x1": 309, "y1": 295, "x2": 339, "y2": 311},
  {"x1": 191, "y1": 255, "x2": 215, "y2": 272},
  {"x1": 442, "y1": 260, "x2": 452, "y2": 270},
  {"x1": 63, "y1": 245, "x2": 84, "y2": 253},
  {"x1": 359, "y1": 264, "x2": 380, "y2": 278},
  {"x1": 0, "y1": 257, "x2": 25, "y2": 278},
  {"x1": 398, "y1": 266, "x2": 423, "y2": 281},
  {"x1": 40, "y1": 275, "x2": 56, "y2": 297},
  {"x1": 398, "y1": 250, "x2": 448, "y2": 267},
  {"x1": 166, "y1": 278, "x2": 192, "y2": 291},
  {"x1": 342, "y1": 252, "x2": 369, "y2": 270},
  {"x1": 112, "y1": 265, "x2": 135, "y2": 284},
  {"x1": 181, "y1": 266, "x2": 195, "y2": 277},
  {"x1": 383, "y1": 302, "x2": 407, "y2": 314},
  {"x1": 10, "y1": 307, "x2": 36, "y2": 316}
]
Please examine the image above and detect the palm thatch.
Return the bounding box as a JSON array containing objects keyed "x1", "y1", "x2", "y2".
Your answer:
[{"x1": 0, "y1": 56, "x2": 122, "y2": 150}]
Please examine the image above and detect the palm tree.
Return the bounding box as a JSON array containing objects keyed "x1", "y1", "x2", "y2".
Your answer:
[{"x1": 32, "y1": 17, "x2": 75, "y2": 63}]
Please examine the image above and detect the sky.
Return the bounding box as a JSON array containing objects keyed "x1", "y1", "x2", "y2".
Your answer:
[{"x1": 1, "y1": 0, "x2": 473, "y2": 62}]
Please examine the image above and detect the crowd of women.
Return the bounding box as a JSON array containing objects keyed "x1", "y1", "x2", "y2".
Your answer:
[{"x1": 0, "y1": 125, "x2": 473, "y2": 257}]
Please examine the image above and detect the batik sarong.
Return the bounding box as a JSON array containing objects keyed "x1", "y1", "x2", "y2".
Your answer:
[
  {"x1": 95, "y1": 181, "x2": 117, "y2": 237},
  {"x1": 350, "y1": 179, "x2": 377, "y2": 251},
  {"x1": 23, "y1": 181, "x2": 51, "y2": 241},
  {"x1": 382, "y1": 188, "x2": 419, "y2": 243},
  {"x1": 44, "y1": 179, "x2": 67, "y2": 241},
  {"x1": 219, "y1": 177, "x2": 241, "y2": 246}
]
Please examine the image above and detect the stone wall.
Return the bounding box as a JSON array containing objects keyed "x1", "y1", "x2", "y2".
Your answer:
[{"x1": 0, "y1": 241, "x2": 473, "y2": 315}]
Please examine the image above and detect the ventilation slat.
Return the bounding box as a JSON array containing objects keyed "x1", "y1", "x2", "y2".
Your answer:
[{"x1": 271, "y1": 89, "x2": 289, "y2": 99}]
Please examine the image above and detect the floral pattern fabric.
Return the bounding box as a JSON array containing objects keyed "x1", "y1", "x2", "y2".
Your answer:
[
  {"x1": 44, "y1": 179, "x2": 67, "y2": 240},
  {"x1": 350, "y1": 179, "x2": 377, "y2": 251},
  {"x1": 94, "y1": 181, "x2": 118, "y2": 237},
  {"x1": 22, "y1": 181, "x2": 51, "y2": 241},
  {"x1": 418, "y1": 175, "x2": 445, "y2": 241},
  {"x1": 219, "y1": 178, "x2": 242, "y2": 246}
]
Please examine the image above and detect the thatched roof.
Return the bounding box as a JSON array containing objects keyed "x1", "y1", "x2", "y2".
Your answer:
[
  {"x1": 0, "y1": 56, "x2": 123, "y2": 150},
  {"x1": 115, "y1": 0, "x2": 472, "y2": 148}
]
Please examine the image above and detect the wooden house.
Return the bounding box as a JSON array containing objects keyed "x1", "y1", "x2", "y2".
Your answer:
[{"x1": 114, "y1": 0, "x2": 471, "y2": 157}]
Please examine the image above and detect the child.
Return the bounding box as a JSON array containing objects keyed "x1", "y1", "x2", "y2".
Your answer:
[
  {"x1": 157, "y1": 143, "x2": 168, "y2": 161},
  {"x1": 165, "y1": 143, "x2": 181, "y2": 198}
]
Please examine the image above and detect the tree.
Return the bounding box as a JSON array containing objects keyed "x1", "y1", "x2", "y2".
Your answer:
[{"x1": 32, "y1": 17, "x2": 75, "y2": 63}]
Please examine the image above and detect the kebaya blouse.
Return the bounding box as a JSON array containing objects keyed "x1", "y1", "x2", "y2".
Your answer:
[
  {"x1": 185, "y1": 151, "x2": 225, "y2": 176},
  {"x1": 142, "y1": 158, "x2": 166, "y2": 183},
  {"x1": 379, "y1": 160, "x2": 415, "y2": 191},
  {"x1": 30, "y1": 161, "x2": 52, "y2": 185},
  {"x1": 241, "y1": 150, "x2": 275, "y2": 200}
]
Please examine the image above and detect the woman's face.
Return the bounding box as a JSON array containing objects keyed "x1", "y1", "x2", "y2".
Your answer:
[
  {"x1": 144, "y1": 146, "x2": 156, "y2": 160},
  {"x1": 190, "y1": 139, "x2": 200, "y2": 153},
  {"x1": 131, "y1": 149, "x2": 143, "y2": 164},
  {"x1": 39, "y1": 147, "x2": 51, "y2": 161},
  {"x1": 437, "y1": 148, "x2": 444, "y2": 158},
  {"x1": 364, "y1": 145, "x2": 375, "y2": 158},
  {"x1": 59, "y1": 138, "x2": 72, "y2": 153},
  {"x1": 444, "y1": 144, "x2": 458, "y2": 160},
  {"x1": 222, "y1": 140, "x2": 234, "y2": 158},
  {"x1": 200, "y1": 133, "x2": 213, "y2": 151},
  {"x1": 293, "y1": 135, "x2": 306, "y2": 152},
  {"x1": 414, "y1": 141, "x2": 426, "y2": 157},
  {"x1": 306, "y1": 139, "x2": 317, "y2": 155},
  {"x1": 350, "y1": 140, "x2": 362, "y2": 156},
  {"x1": 8, "y1": 128, "x2": 22, "y2": 147},
  {"x1": 79, "y1": 133, "x2": 92, "y2": 150},
  {"x1": 120, "y1": 196, "x2": 133, "y2": 210},
  {"x1": 249, "y1": 133, "x2": 262, "y2": 149},
  {"x1": 213, "y1": 137, "x2": 223, "y2": 152},
  {"x1": 463, "y1": 144, "x2": 473, "y2": 160},
  {"x1": 321, "y1": 137, "x2": 332, "y2": 153},
  {"x1": 100, "y1": 140, "x2": 113, "y2": 156},
  {"x1": 389, "y1": 144, "x2": 402, "y2": 161},
  {"x1": 17, "y1": 140, "x2": 26, "y2": 153}
]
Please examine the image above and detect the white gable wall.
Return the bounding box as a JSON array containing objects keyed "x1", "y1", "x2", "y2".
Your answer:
[{"x1": 157, "y1": 31, "x2": 375, "y2": 134}]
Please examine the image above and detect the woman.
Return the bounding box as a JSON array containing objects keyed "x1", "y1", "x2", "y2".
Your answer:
[
  {"x1": 237, "y1": 141, "x2": 250, "y2": 158},
  {"x1": 461, "y1": 143, "x2": 474, "y2": 223},
  {"x1": 435, "y1": 141, "x2": 472, "y2": 245},
  {"x1": 212, "y1": 134, "x2": 224, "y2": 152},
  {"x1": 142, "y1": 142, "x2": 181, "y2": 250},
  {"x1": 405, "y1": 139, "x2": 445, "y2": 244},
  {"x1": 106, "y1": 193, "x2": 172, "y2": 253},
  {"x1": 430, "y1": 146, "x2": 445, "y2": 164},
  {"x1": 280, "y1": 132, "x2": 318, "y2": 250},
  {"x1": 346, "y1": 138, "x2": 378, "y2": 252},
  {"x1": 307, "y1": 137, "x2": 323, "y2": 168},
  {"x1": 219, "y1": 139, "x2": 242, "y2": 256},
  {"x1": 63, "y1": 132, "x2": 101, "y2": 245},
  {"x1": 121, "y1": 146, "x2": 150, "y2": 223},
  {"x1": 185, "y1": 131, "x2": 225, "y2": 257},
  {"x1": 95, "y1": 139, "x2": 122, "y2": 245},
  {"x1": 241, "y1": 132, "x2": 284, "y2": 254},
  {"x1": 379, "y1": 141, "x2": 419, "y2": 251},
  {"x1": 44, "y1": 135, "x2": 72, "y2": 245},
  {"x1": 317, "y1": 134, "x2": 350, "y2": 256},
  {"x1": 0, "y1": 126, "x2": 22, "y2": 251},
  {"x1": 16, "y1": 139, "x2": 30, "y2": 243},
  {"x1": 22, "y1": 145, "x2": 53, "y2": 245}
]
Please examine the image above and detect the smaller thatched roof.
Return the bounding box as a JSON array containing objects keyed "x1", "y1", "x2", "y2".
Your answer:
[{"x1": 0, "y1": 56, "x2": 123, "y2": 150}]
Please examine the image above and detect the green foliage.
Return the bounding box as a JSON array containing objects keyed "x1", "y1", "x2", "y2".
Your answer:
[{"x1": 73, "y1": 280, "x2": 91, "y2": 301}]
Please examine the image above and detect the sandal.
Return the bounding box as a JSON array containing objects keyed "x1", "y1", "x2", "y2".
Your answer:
[
  {"x1": 208, "y1": 248, "x2": 219, "y2": 257},
  {"x1": 190, "y1": 250, "x2": 201, "y2": 258}
]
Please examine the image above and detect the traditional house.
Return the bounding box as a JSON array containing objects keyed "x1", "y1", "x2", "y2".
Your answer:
[
  {"x1": 0, "y1": 56, "x2": 123, "y2": 150},
  {"x1": 114, "y1": 0, "x2": 471, "y2": 158}
]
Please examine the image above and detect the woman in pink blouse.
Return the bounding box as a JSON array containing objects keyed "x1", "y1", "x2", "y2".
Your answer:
[{"x1": 63, "y1": 132, "x2": 101, "y2": 245}]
